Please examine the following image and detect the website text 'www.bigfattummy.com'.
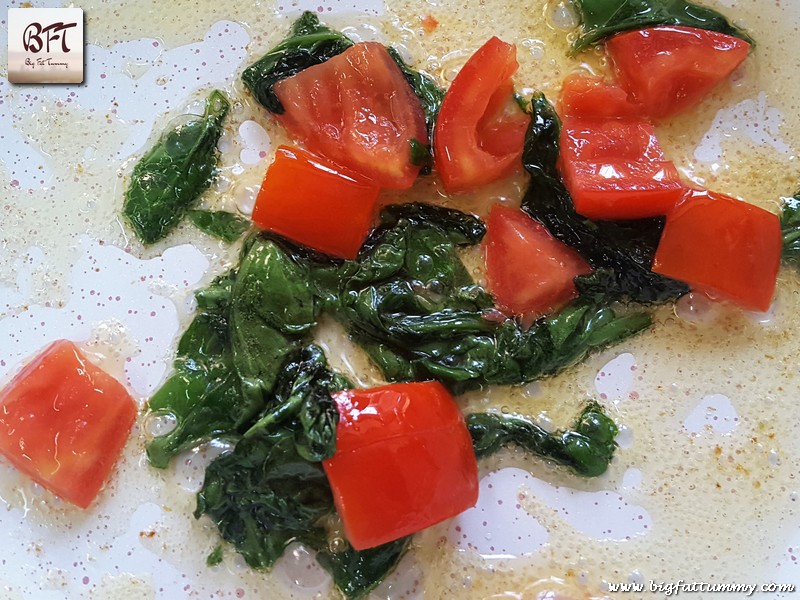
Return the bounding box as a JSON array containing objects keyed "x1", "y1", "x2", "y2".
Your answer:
[{"x1": 607, "y1": 580, "x2": 796, "y2": 596}]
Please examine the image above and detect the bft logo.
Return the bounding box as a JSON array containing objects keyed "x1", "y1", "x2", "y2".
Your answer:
[
  {"x1": 22, "y1": 21, "x2": 78, "y2": 54},
  {"x1": 8, "y1": 8, "x2": 84, "y2": 84}
]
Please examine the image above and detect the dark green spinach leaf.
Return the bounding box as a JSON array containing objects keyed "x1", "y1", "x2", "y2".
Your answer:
[
  {"x1": 316, "y1": 537, "x2": 411, "y2": 600},
  {"x1": 571, "y1": 0, "x2": 754, "y2": 52},
  {"x1": 123, "y1": 90, "x2": 230, "y2": 244},
  {"x1": 243, "y1": 345, "x2": 349, "y2": 462},
  {"x1": 521, "y1": 93, "x2": 688, "y2": 304},
  {"x1": 188, "y1": 210, "x2": 250, "y2": 242},
  {"x1": 146, "y1": 234, "x2": 323, "y2": 468},
  {"x1": 195, "y1": 427, "x2": 334, "y2": 569},
  {"x1": 146, "y1": 272, "x2": 254, "y2": 469},
  {"x1": 194, "y1": 344, "x2": 346, "y2": 569},
  {"x1": 230, "y1": 235, "x2": 320, "y2": 405},
  {"x1": 468, "y1": 402, "x2": 619, "y2": 477},
  {"x1": 780, "y1": 191, "x2": 800, "y2": 267},
  {"x1": 242, "y1": 12, "x2": 353, "y2": 113}
]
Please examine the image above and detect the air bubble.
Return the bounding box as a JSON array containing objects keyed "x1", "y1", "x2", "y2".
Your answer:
[{"x1": 548, "y1": 1, "x2": 579, "y2": 31}]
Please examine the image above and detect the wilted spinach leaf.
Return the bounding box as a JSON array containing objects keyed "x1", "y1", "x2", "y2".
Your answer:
[
  {"x1": 188, "y1": 210, "x2": 250, "y2": 242},
  {"x1": 316, "y1": 537, "x2": 411, "y2": 600},
  {"x1": 780, "y1": 192, "x2": 800, "y2": 267},
  {"x1": 195, "y1": 427, "x2": 334, "y2": 569},
  {"x1": 146, "y1": 272, "x2": 253, "y2": 468},
  {"x1": 123, "y1": 90, "x2": 230, "y2": 244},
  {"x1": 230, "y1": 235, "x2": 320, "y2": 405},
  {"x1": 242, "y1": 345, "x2": 349, "y2": 462},
  {"x1": 468, "y1": 402, "x2": 619, "y2": 477},
  {"x1": 571, "y1": 0, "x2": 754, "y2": 53}
]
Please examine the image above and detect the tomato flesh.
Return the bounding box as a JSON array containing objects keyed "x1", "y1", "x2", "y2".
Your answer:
[
  {"x1": 273, "y1": 42, "x2": 427, "y2": 190},
  {"x1": 484, "y1": 205, "x2": 592, "y2": 324},
  {"x1": 0, "y1": 340, "x2": 137, "y2": 508},
  {"x1": 653, "y1": 189, "x2": 781, "y2": 312},
  {"x1": 323, "y1": 381, "x2": 478, "y2": 550},
  {"x1": 607, "y1": 26, "x2": 751, "y2": 119},
  {"x1": 557, "y1": 78, "x2": 686, "y2": 220},
  {"x1": 251, "y1": 145, "x2": 380, "y2": 259},
  {"x1": 558, "y1": 74, "x2": 643, "y2": 119},
  {"x1": 433, "y1": 37, "x2": 529, "y2": 193}
]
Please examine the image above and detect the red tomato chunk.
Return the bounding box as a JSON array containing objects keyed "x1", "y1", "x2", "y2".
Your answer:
[
  {"x1": 558, "y1": 74, "x2": 643, "y2": 119},
  {"x1": 323, "y1": 381, "x2": 478, "y2": 550},
  {"x1": 484, "y1": 205, "x2": 592, "y2": 325},
  {"x1": 607, "y1": 26, "x2": 750, "y2": 120},
  {"x1": 653, "y1": 189, "x2": 781, "y2": 312},
  {"x1": 433, "y1": 36, "x2": 529, "y2": 193},
  {"x1": 251, "y1": 145, "x2": 380, "y2": 260},
  {"x1": 273, "y1": 42, "x2": 427, "y2": 190},
  {"x1": 558, "y1": 76, "x2": 685, "y2": 220},
  {"x1": 0, "y1": 340, "x2": 137, "y2": 508}
]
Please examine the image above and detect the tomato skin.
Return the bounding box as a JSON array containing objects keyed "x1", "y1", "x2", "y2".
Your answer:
[
  {"x1": 562, "y1": 117, "x2": 666, "y2": 162},
  {"x1": 0, "y1": 340, "x2": 137, "y2": 508},
  {"x1": 607, "y1": 26, "x2": 750, "y2": 119},
  {"x1": 273, "y1": 42, "x2": 427, "y2": 190},
  {"x1": 322, "y1": 381, "x2": 478, "y2": 550},
  {"x1": 433, "y1": 37, "x2": 529, "y2": 193},
  {"x1": 653, "y1": 189, "x2": 781, "y2": 312},
  {"x1": 558, "y1": 74, "x2": 643, "y2": 119},
  {"x1": 484, "y1": 205, "x2": 592, "y2": 324},
  {"x1": 558, "y1": 115, "x2": 685, "y2": 220},
  {"x1": 251, "y1": 145, "x2": 380, "y2": 259}
]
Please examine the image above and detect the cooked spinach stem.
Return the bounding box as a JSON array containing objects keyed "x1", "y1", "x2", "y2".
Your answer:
[
  {"x1": 468, "y1": 402, "x2": 619, "y2": 477},
  {"x1": 241, "y1": 11, "x2": 353, "y2": 113},
  {"x1": 122, "y1": 89, "x2": 230, "y2": 245},
  {"x1": 571, "y1": 0, "x2": 755, "y2": 52},
  {"x1": 780, "y1": 192, "x2": 800, "y2": 266},
  {"x1": 521, "y1": 92, "x2": 688, "y2": 304},
  {"x1": 188, "y1": 210, "x2": 250, "y2": 242}
]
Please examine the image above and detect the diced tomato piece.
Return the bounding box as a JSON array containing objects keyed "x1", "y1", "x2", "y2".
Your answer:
[
  {"x1": 433, "y1": 37, "x2": 529, "y2": 193},
  {"x1": 562, "y1": 118, "x2": 666, "y2": 162},
  {"x1": 606, "y1": 26, "x2": 751, "y2": 119},
  {"x1": 484, "y1": 205, "x2": 592, "y2": 324},
  {"x1": 653, "y1": 189, "x2": 781, "y2": 312},
  {"x1": 559, "y1": 116, "x2": 686, "y2": 220},
  {"x1": 273, "y1": 42, "x2": 427, "y2": 190},
  {"x1": 323, "y1": 381, "x2": 478, "y2": 550},
  {"x1": 0, "y1": 340, "x2": 137, "y2": 508},
  {"x1": 558, "y1": 74, "x2": 643, "y2": 119},
  {"x1": 251, "y1": 145, "x2": 380, "y2": 259}
]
